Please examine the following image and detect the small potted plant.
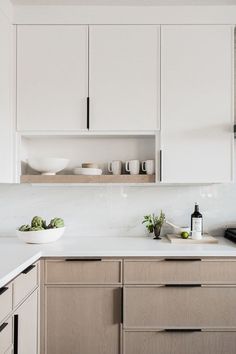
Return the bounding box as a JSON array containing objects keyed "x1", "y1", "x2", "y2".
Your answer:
[{"x1": 142, "y1": 211, "x2": 165, "y2": 239}]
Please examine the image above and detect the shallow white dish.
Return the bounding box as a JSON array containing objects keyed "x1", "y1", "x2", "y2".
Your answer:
[
  {"x1": 28, "y1": 157, "x2": 69, "y2": 175},
  {"x1": 73, "y1": 167, "x2": 102, "y2": 176},
  {"x1": 16, "y1": 227, "x2": 65, "y2": 244}
]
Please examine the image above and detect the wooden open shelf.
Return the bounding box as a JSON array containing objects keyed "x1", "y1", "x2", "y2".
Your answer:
[{"x1": 20, "y1": 174, "x2": 156, "y2": 184}]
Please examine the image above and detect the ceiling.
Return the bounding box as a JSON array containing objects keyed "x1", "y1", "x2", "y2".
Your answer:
[{"x1": 10, "y1": 0, "x2": 236, "y2": 6}]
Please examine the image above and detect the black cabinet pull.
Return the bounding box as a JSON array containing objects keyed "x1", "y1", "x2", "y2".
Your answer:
[
  {"x1": 14, "y1": 315, "x2": 19, "y2": 354},
  {"x1": 0, "y1": 322, "x2": 8, "y2": 333},
  {"x1": 165, "y1": 284, "x2": 201, "y2": 287},
  {"x1": 160, "y1": 149, "x2": 162, "y2": 182},
  {"x1": 87, "y1": 97, "x2": 90, "y2": 130},
  {"x1": 164, "y1": 258, "x2": 202, "y2": 262},
  {"x1": 0, "y1": 286, "x2": 8, "y2": 296},
  {"x1": 65, "y1": 258, "x2": 102, "y2": 262},
  {"x1": 121, "y1": 288, "x2": 123, "y2": 324},
  {"x1": 164, "y1": 328, "x2": 201, "y2": 333},
  {"x1": 22, "y1": 264, "x2": 35, "y2": 274}
]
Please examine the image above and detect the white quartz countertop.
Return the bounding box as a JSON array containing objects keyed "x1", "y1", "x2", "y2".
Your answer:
[{"x1": 1, "y1": 235, "x2": 236, "y2": 288}]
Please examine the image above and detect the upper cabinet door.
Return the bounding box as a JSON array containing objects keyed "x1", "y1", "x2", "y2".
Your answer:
[
  {"x1": 161, "y1": 25, "x2": 234, "y2": 183},
  {"x1": 17, "y1": 25, "x2": 88, "y2": 131},
  {"x1": 89, "y1": 25, "x2": 160, "y2": 131}
]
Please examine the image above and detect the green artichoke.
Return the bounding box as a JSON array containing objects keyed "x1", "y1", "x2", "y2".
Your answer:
[
  {"x1": 31, "y1": 216, "x2": 44, "y2": 228},
  {"x1": 29, "y1": 226, "x2": 44, "y2": 231},
  {"x1": 19, "y1": 224, "x2": 31, "y2": 232},
  {"x1": 48, "y1": 217, "x2": 64, "y2": 229}
]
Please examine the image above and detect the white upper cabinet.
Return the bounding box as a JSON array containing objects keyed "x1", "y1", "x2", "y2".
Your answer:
[
  {"x1": 161, "y1": 25, "x2": 234, "y2": 183},
  {"x1": 89, "y1": 25, "x2": 160, "y2": 131},
  {"x1": 17, "y1": 25, "x2": 88, "y2": 131}
]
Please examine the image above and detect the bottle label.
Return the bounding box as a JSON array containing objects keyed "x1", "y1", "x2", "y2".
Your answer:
[{"x1": 192, "y1": 218, "x2": 202, "y2": 232}]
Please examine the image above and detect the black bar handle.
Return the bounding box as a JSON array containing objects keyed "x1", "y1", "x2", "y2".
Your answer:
[
  {"x1": 165, "y1": 284, "x2": 201, "y2": 287},
  {"x1": 14, "y1": 315, "x2": 19, "y2": 354},
  {"x1": 164, "y1": 258, "x2": 202, "y2": 262},
  {"x1": 0, "y1": 286, "x2": 8, "y2": 296},
  {"x1": 121, "y1": 288, "x2": 123, "y2": 324},
  {"x1": 164, "y1": 328, "x2": 202, "y2": 333},
  {"x1": 22, "y1": 264, "x2": 35, "y2": 274},
  {"x1": 160, "y1": 150, "x2": 162, "y2": 182},
  {"x1": 65, "y1": 258, "x2": 102, "y2": 262},
  {"x1": 87, "y1": 97, "x2": 90, "y2": 130},
  {"x1": 0, "y1": 322, "x2": 8, "y2": 333}
]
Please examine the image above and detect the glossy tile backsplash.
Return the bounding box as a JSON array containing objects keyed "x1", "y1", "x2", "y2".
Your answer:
[{"x1": 0, "y1": 181, "x2": 235, "y2": 237}]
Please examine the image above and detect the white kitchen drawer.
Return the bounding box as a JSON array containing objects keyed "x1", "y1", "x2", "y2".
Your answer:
[
  {"x1": 13, "y1": 263, "x2": 38, "y2": 307},
  {"x1": 0, "y1": 284, "x2": 12, "y2": 323}
]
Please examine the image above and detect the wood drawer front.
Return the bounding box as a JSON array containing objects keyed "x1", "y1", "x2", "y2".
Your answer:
[
  {"x1": 13, "y1": 263, "x2": 38, "y2": 307},
  {"x1": 124, "y1": 259, "x2": 236, "y2": 284},
  {"x1": 124, "y1": 286, "x2": 236, "y2": 328},
  {"x1": 124, "y1": 331, "x2": 236, "y2": 354},
  {"x1": 0, "y1": 285, "x2": 12, "y2": 323},
  {"x1": 0, "y1": 319, "x2": 12, "y2": 354},
  {"x1": 45, "y1": 259, "x2": 121, "y2": 284}
]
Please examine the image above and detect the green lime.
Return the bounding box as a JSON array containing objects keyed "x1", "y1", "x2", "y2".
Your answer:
[{"x1": 181, "y1": 231, "x2": 190, "y2": 239}]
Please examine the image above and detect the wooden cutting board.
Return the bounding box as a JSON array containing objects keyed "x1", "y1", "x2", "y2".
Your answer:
[{"x1": 166, "y1": 234, "x2": 218, "y2": 244}]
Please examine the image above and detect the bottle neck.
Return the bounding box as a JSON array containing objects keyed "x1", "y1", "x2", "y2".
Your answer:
[{"x1": 194, "y1": 204, "x2": 199, "y2": 213}]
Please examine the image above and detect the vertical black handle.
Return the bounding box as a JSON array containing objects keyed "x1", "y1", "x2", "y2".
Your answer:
[
  {"x1": 120, "y1": 288, "x2": 123, "y2": 324},
  {"x1": 14, "y1": 314, "x2": 19, "y2": 354},
  {"x1": 87, "y1": 97, "x2": 90, "y2": 130},
  {"x1": 160, "y1": 149, "x2": 162, "y2": 182}
]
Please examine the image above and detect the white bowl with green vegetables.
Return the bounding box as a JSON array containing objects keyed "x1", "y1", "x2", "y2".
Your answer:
[{"x1": 16, "y1": 216, "x2": 65, "y2": 244}]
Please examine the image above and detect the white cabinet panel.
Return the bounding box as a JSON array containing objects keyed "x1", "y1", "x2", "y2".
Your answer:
[
  {"x1": 0, "y1": 12, "x2": 14, "y2": 183},
  {"x1": 89, "y1": 25, "x2": 160, "y2": 131},
  {"x1": 17, "y1": 25, "x2": 88, "y2": 131},
  {"x1": 161, "y1": 25, "x2": 233, "y2": 183}
]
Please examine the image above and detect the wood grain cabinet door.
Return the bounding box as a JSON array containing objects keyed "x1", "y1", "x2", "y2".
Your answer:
[
  {"x1": 124, "y1": 331, "x2": 236, "y2": 354},
  {"x1": 46, "y1": 286, "x2": 121, "y2": 354}
]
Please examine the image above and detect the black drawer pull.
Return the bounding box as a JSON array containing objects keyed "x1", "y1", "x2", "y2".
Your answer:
[
  {"x1": 0, "y1": 322, "x2": 8, "y2": 333},
  {"x1": 164, "y1": 328, "x2": 201, "y2": 333},
  {"x1": 65, "y1": 258, "x2": 102, "y2": 262},
  {"x1": 22, "y1": 264, "x2": 35, "y2": 274},
  {"x1": 165, "y1": 284, "x2": 201, "y2": 287},
  {"x1": 164, "y1": 258, "x2": 202, "y2": 262},
  {"x1": 14, "y1": 315, "x2": 18, "y2": 354},
  {"x1": 0, "y1": 287, "x2": 8, "y2": 296}
]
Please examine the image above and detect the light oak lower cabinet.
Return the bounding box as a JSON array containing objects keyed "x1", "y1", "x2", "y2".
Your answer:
[
  {"x1": 0, "y1": 318, "x2": 12, "y2": 354},
  {"x1": 123, "y1": 330, "x2": 236, "y2": 354},
  {"x1": 45, "y1": 286, "x2": 121, "y2": 354},
  {"x1": 14, "y1": 289, "x2": 38, "y2": 354},
  {"x1": 124, "y1": 285, "x2": 236, "y2": 328}
]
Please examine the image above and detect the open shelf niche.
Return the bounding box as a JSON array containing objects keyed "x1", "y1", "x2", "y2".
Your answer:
[{"x1": 18, "y1": 133, "x2": 160, "y2": 184}]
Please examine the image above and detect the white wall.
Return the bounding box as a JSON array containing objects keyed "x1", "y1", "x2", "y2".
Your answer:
[{"x1": 0, "y1": 174, "x2": 236, "y2": 238}]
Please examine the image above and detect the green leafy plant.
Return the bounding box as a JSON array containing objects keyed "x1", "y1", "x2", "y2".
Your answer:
[{"x1": 142, "y1": 211, "x2": 165, "y2": 234}]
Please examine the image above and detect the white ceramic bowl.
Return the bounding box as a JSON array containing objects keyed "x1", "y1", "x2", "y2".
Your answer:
[
  {"x1": 28, "y1": 157, "x2": 69, "y2": 175},
  {"x1": 16, "y1": 227, "x2": 65, "y2": 244},
  {"x1": 73, "y1": 167, "x2": 102, "y2": 176}
]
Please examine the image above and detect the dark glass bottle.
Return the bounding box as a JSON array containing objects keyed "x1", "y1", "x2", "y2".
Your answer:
[{"x1": 191, "y1": 203, "x2": 203, "y2": 234}]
